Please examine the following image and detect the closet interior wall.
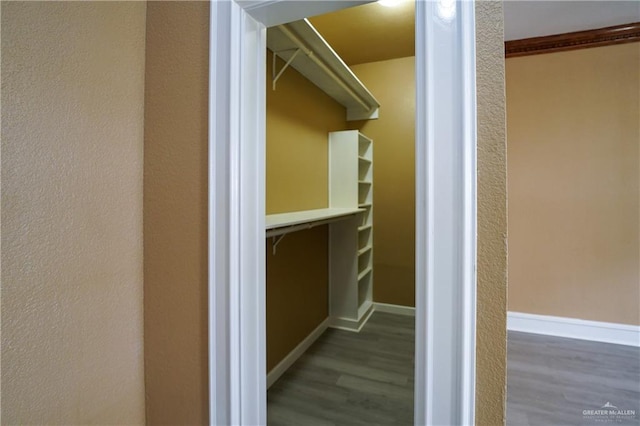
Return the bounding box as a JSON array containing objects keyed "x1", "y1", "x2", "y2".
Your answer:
[
  {"x1": 266, "y1": 50, "x2": 348, "y2": 371},
  {"x1": 346, "y1": 56, "x2": 416, "y2": 307},
  {"x1": 266, "y1": 52, "x2": 418, "y2": 371}
]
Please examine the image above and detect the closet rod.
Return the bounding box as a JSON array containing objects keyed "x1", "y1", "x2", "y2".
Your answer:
[{"x1": 276, "y1": 24, "x2": 374, "y2": 113}]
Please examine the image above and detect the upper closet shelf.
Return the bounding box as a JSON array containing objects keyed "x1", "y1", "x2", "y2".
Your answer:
[
  {"x1": 266, "y1": 207, "x2": 363, "y2": 238},
  {"x1": 267, "y1": 19, "x2": 380, "y2": 121}
]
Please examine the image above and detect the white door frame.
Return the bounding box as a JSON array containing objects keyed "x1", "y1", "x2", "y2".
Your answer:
[{"x1": 208, "y1": 0, "x2": 477, "y2": 424}]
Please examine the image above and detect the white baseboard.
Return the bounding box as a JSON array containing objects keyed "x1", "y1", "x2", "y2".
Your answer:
[
  {"x1": 508, "y1": 311, "x2": 640, "y2": 347},
  {"x1": 266, "y1": 318, "x2": 330, "y2": 389},
  {"x1": 268, "y1": 303, "x2": 416, "y2": 389},
  {"x1": 329, "y1": 303, "x2": 375, "y2": 332},
  {"x1": 373, "y1": 302, "x2": 416, "y2": 317},
  {"x1": 330, "y1": 303, "x2": 415, "y2": 332}
]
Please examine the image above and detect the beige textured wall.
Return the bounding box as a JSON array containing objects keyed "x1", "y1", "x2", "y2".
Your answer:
[
  {"x1": 507, "y1": 43, "x2": 640, "y2": 326},
  {"x1": 475, "y1": 2, "x2": 508, "y2": 424},
  {"x1": 143, "y1": 2, "x2": 210, "y2": 424},
  {"x1": 349, "y1": 56, "x2": 416, "y2": 307},
  {"x1": 1, "y1": 2, "x2": 146, "y2": 424},
  {"x1": 266, "y1": 51, "x2": 346, "y2": 370}
]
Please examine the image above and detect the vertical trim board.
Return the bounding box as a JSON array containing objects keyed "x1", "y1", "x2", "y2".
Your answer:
[
  {"x1": 414, "y1": 1, "x2": 477, "y2": 425},
  {"x1": 209, "y1": 2, "x2": 266, "y2": 424}
]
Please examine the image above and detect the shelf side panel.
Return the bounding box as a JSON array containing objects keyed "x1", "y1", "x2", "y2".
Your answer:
[
  {"x1": 329, "y1": 131, "x2": 358, "y2": 208},
  {"x1": 329, "y1": 217, "x2": 359, "y2": 321}
]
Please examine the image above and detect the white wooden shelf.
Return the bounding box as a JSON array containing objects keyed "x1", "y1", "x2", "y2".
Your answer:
[
  {"x1": 266, "y1": 207, "x2": 363, "y2": 238},
  {"x1": 357, "y1": 245, "x2": 372, "y2": 256},
  {"x1": 357, "y1": 266, "x2": 373, "y2": 282},
  {"x1": 358, "y1": 224, "x2": 372, "y2": 232},
  {"x1": 358, "y1": 156, "x2": 371, "y2": 164},
  {"x1": 267, "y1": 19, "x2": 380, "y2": 121}
]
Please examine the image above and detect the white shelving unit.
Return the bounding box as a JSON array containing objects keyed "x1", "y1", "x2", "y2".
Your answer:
[
  {"x1": 266, "y1": 207, "x2": 362, "y2": 255},
  {"x1": 266, "y1": 207, "x2": 363, "y2": 238},
  {"x1": 328, "y1": 130, "x2": 374, "y2": 331},
  {"x1": 267, "y1": 19, "x2": 380, "y2": 121}
]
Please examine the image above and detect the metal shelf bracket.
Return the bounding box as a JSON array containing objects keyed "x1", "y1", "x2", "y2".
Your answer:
[
  {"x1": 271, "y1": 234, "x2": 287, "y2": 255},
  {"x1": 272, "y1": 48, "x2": 302, "y2": 91}
]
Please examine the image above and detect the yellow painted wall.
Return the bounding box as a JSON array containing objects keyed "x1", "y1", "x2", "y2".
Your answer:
[
  {"x1": 266, "y1": 228, "x2": 329, "y2": 371},
  {"x1": 507, "y1": 43, "x2": 640, "y2": 326},
  {"x1": 475, "y1": 2, "x2": 508, "y2": 424},
  {"x1": 1, "y1": 2, "x2": 146, "y2": 423},
  {"x1": 267, "y1": 54, "x2": 348, "y2": 213},
  {"x1": 266, "y1": 51, "x2": 347, "y2": 370},
  {"x1": 348, "y1": 56, "x2": 416, "y2": 307},
  {"x1": 143, "y1": 2, "x2": 210, "y2": 424}
]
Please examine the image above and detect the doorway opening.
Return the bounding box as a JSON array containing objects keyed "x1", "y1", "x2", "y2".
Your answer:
[
  {"x1": 208, "y1": 1, "x2": 478, "y2": 424},
  {"x1": 264, "y1": 2, "x2": 416, "y2": 424}
]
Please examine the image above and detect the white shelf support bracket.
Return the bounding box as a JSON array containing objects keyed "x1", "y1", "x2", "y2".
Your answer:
[
  {"x1": 271, "y1": 234, "x2": 287, "y2": 255},
  {"x1": 272, "y1": 48, "x2": 301, "y2": 91}
]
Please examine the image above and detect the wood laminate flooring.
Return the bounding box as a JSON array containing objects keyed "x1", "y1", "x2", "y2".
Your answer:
[
  {"x1": 507, "y1": 331, "x2": 640, "y2": 425},
  {"x1": 267, "y1": 312, "x2": 640, "y2": 425},
  {"x1": 267, "y1": 312, "x2": 415, "y2": 426}
]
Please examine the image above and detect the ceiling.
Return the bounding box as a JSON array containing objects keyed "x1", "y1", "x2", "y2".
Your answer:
[
  {"x1": 309, "y1": 0, "x2": 640, "y2": 65},
  {"x1": 503, "y1": 1, "x2": 640, "y2": 40},
  {"x1": 309, "y1": 1, "x2": 414, "y2": 66}
]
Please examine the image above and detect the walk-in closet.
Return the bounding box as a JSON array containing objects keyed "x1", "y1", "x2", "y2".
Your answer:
[{"x1": 264, "y1": 2, "x2": 416, "y2": 424}]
